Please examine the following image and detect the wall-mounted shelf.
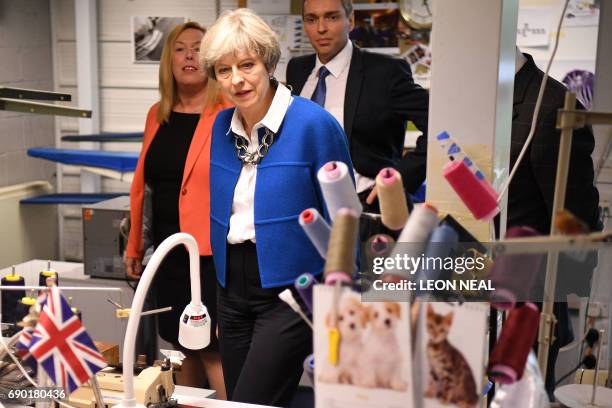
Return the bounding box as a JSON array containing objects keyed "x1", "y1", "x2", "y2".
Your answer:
[
  {"x1": 0, "y1": 86, "x2": 72, "y2": 101},
  {"x1": 0, "y1": 86, "x2": 91, "y2": 117}
]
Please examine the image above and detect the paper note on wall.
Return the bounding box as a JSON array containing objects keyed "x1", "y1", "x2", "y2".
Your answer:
[
  {"x1": 516, "y1": 8, "x2": 553, "y2": 47},
  {"x1": 260, "y1": 15, "x2": 304, "y2": 83}
]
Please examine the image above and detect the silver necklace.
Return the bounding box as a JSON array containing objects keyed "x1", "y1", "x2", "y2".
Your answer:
[{"x1": 234, "y1": 128, "x2": 275, "y2": 165}]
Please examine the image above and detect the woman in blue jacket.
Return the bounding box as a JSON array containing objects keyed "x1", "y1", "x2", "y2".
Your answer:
[{"x1": 200, "y1": 8, "x2": 353, "y2": 407}]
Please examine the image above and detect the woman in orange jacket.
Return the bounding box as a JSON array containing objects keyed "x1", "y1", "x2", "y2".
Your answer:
[{"x1": 125, "y1": 21, "x2": 231, "y2": 398}]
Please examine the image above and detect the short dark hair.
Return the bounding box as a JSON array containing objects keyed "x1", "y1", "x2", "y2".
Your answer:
[{"x1": 303, "y1": 0, "x2": 353, "y2": 17}]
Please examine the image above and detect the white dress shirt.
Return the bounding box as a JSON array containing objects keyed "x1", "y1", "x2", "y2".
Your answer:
[
  {"x1": 226, "y1": 83, "x2": 293, "y2": 244},
  {"x1": 299, "y1": 41, "x2": 374, "y2": 193}
]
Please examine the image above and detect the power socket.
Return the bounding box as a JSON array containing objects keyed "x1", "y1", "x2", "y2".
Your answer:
[{"x1": 587, "y1": 303, "x2": 609, "y2": 318}]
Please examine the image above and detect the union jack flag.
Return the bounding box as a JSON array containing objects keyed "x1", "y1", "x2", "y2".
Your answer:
[
  {"x1": 29, "y1": 286, "x2": 107, "y2": 393},
  {"x1": 14, "y1": 290, "x2": 49, "y2": 374},
  {"x1": 15, "y1": 326, "x2": 37, "y2": 374}
]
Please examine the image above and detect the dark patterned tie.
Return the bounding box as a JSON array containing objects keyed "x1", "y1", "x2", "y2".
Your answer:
[{"x1": 310, "y1": 66, "x2": 331, "y2": 107}]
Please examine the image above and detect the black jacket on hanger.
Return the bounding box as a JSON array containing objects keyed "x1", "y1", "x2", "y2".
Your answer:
[{"x1": 509, "y1": 53, "x2": 600, "y2": 233}]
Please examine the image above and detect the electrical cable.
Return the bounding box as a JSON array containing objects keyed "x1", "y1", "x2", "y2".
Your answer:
[
  {"x1": 554, "y1": 328, "x2": 600, "y2": 387},
  {"x1": 497, "y1": 0, "x2": 571, "y2": 205},
  {"x1": 555, "y1": 362, "x2": 583, "y2": 387}
]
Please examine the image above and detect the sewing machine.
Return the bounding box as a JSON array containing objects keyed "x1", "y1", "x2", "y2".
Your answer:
[{"x1": 68, "y1": 365, "x2": 174, "y2": 408}]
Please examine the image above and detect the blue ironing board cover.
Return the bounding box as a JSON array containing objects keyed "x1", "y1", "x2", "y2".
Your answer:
[
  {"x1": 20, "y1": 193, "x2": 127, "y2": 205},
  {"x1": 28, "y1": 147, "x2": 138, "y2": 172},
  {"x1": 61, "y1": 132, "x2": 143, "y2": 142}
]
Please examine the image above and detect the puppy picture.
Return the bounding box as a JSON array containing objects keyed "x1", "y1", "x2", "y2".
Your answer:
[
  {"x1": 356, "y1": 302, "x2": 407, "y2": 391},
  {"x1": 318, "y1": 294, "x2": 368, "y2": 385},
  {"x1": 314, "y1": 286, "x2": 414, "y2": 407}
]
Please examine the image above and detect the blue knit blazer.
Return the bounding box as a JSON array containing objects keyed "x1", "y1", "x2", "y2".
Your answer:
[{"x1": 210, "y1": 96, "x2": 354, "y2": 288}]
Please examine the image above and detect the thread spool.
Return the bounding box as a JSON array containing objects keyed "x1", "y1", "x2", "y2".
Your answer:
[
  {"x1": 436, "y1": 131, "x2": 498, "y2": 196},
  {"x1": 299, "y1": 208, "x2": 331, "y2": 258},
  {"x1": 488, "y1": 302, "x2": 540, "y2": 384},
  {"x1": 39, "y1": 260, "x2": 59, "y2": 287},
  {"x1": 317, "y1": 161, "x2": 362, "y2": 220},
  {"x1": 443, "y1": 159, "x2": 499, "y2": 220},
  {"x1": 464, "y1": 157, "x2": 499, "y2": 197},
  {"x1": 366, "y1": 234, "x2": 395, "y2": 259},
  {"x1": 396, "y1": 203, "x2": 439, "y2": 243},
  {"x1": 415, "y1": 224, "x2": 459, "y2": 290},
  {"x1": 364, "y1": 234, "x2": 395, "y2": 279},
  {"x1": 68, "y1": 297, "x2": 83, "y2": 322},
  {"x1": 294, "y1": 273, "x2": 316, "y2": 314},
  {"x1": 14, "y1": 294, "x2": 37, "y2": 324},
  {"x1": 1, "y1": 266, "x2": 26, "y2": 330},
  {"x1": 490, "y1": 226, "x2": 542, "y2": 310},
  {"x1": 385, "y1": 204, "x2": 439, "y2": 280},
  {"x1": 376, "y1": 168, "x2": 409, "y2": 230},
  {"x1": 303, "y1": 354, "x2": 315, "y2": 386},
  {"x1": 555, "y1": 210, "x2": 590, "y2": 262},
  {"x1": 324, "y1": 208, "x2": 359, "y2": 285},
  {"x1": 353, "y1": 274, "x2": 373, "y2": 292},
  {"x1": 555, "y1": 210, "x2": 589, "y2": 234}
]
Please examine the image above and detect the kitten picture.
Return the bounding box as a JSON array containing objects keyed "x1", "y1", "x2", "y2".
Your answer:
[{"x1": 424, "y1": 304, "x2": 479, "y2": 408}]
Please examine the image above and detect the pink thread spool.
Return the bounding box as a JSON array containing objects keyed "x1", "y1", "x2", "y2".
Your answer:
[
  {"x1": 490, "y1": 226, "x2": 542, "y2": 310},
  {"x1": 443, "y1": 160, "x2": 499, "y2": 220}
]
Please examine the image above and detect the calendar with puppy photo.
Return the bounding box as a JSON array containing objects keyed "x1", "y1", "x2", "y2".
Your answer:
[
  {"x1": 415, "y1": 302, "x2": 488, "y2": 408},
  {"x1": 314, "y1": 285, "x2": 415, "y2": 407}
]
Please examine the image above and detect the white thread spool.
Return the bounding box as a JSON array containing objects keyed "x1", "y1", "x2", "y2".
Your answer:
[
  {"x1": 385, "y1": 203, "x2": 439, "y2": 279},
  {"x1": 317, "y1": 161, "x2": 362, "y2": 221},
  {"x1": 299, "y1": 208, "x2": 331, "y2": 258}
]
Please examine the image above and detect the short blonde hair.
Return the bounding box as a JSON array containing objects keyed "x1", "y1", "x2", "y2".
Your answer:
[
  {"x1": 157, "y1": 21, "x2": 221, "y2": 124},
  {"x1": 200, "y1": 9, "x2": 281, "y2": 80}
]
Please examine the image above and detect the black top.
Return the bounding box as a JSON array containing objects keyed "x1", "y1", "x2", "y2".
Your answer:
[
  {"x1": 508, "y1": 54, "x2": 600, "y2": 234},
  {"x1": 145, "y1": 111, "x2": 200, "y2": 247},
  {"x1": 286, "y1": 45, "x2": 430, "y2": 194}
]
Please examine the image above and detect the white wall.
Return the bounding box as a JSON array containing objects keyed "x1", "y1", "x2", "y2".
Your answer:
[
  {"x1": 50, "y1": 0, "x2": 238, "y2": 260},
  {"x1": 0, "y1": 0, "x2": 56, "y2": 188},
  {"x1": 518, "y1": 0, "x2": 599, "y2": 81},
  {"x1": 0, "y1": 0, "x2": 59, "y2": 266}
]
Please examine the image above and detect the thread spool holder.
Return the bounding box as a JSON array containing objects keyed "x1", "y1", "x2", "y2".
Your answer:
[{"x1": 535, "y1": 92, "x2": 612, "y2": 379}]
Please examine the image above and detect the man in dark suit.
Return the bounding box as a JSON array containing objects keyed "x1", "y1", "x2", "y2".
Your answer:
[
  {"x1": 286, "y1": 0, "x2": 429, "y2": 207},
  {"x1": 510, "y1": 50, "x2": 601, "y2": 398}
]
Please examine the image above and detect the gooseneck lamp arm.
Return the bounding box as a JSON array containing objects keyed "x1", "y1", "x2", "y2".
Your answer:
[{"x1": 117, "y1": 233, "x2": 205, "y2": 408}]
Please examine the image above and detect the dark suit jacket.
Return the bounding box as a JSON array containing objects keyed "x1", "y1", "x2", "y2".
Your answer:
[
  {"x1": 286, "y1": 45, "x2": 429, "y2": 194},
  {"x1": 509, "y1": 53, "x2": 600, "y2": 233},
  {"x1": 510, "y1": 55, "x2": 600, "y2": 358}
]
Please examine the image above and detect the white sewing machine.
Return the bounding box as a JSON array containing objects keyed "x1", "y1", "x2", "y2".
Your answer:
[{"x1": 68, "y1": 366, "x2": 174, "y2": 408}]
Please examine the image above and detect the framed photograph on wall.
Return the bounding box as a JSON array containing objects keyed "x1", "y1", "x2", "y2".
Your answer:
[
  {"x1": 132, "y1": 16, "x2": 186, "y2": 63},
  {"x1": 350, "y1": 2, "x2": 400, "y2": 54}
]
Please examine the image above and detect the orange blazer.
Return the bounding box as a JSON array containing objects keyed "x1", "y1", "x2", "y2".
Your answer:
[{"x1": 127, "y1": 99, "x2": 231, "y2": 258}]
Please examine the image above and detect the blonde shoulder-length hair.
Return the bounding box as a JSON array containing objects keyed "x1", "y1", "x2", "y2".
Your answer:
[
  {"x1": 157, "y1": 21, "x2": 222, "y2": 124},
  {"x1": 200, "y1": 9, "x2": 281, "y2": 80}
]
